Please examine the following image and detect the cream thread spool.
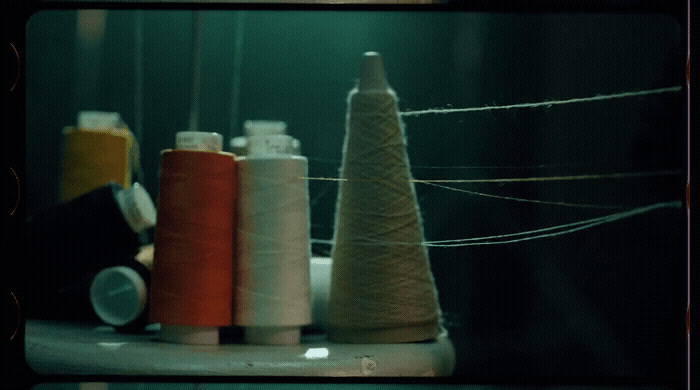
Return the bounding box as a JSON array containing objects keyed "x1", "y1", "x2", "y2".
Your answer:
[
  {"x1": 328, "y1": 52, "x2": 442, "y2": 343},
  {"x1": 234, "y1": 133, "x2": 311, "y2": 345},
  {"x1": 155, "y1": 131, "x2": 229, "y2": 345}
]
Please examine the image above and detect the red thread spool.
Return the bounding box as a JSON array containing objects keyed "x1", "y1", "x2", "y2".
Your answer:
[{"x1": 150, "y1": 149, "x2": 236, "y2": 340}]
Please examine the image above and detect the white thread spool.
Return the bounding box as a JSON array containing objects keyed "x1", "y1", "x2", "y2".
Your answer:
[
  {"x1": 156, "y1": 131, "x2": 225, "y2": 345},
  {"x1": 234, "y1": 133, "x2": 311, "y2": 345}
]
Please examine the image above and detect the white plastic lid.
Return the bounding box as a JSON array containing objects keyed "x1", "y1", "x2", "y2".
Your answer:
[
  {"x1": 244, "y1": 326, "x2": 301, "y2": 346},
  {"x1": 90, "y1": 266, "x2": 148, "y2": 327},
  {"x1": 231, "y1": 135, "x2": 300, "y2": 157},
  {"x1": 78, "y1": 111, "x2": 122, "y2": 129},
  {"x1": 244, "y1": 120, "x2": 287, "y2": 137},
  {"x1": 115, "y1": 183, "x2": 157, "y2": 234},
  {"x1": 247, "y1": 135, "x2": 298, "y2": 157},
  {"x1": 175, "y1": 131, "x2": 223, "y2": 152}
]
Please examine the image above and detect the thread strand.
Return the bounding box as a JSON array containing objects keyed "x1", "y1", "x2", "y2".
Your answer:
[
  {"x1": 312, "y1": 200, "x2": 680, "y2": 248},
  {"x1": 302, "y1": 170, "x2": 680, "y2": 184},
  {"x1": 400, "y1": 86, "x2": 682, "y2": 117}
]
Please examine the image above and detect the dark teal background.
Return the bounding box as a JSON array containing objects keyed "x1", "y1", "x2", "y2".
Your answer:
[{"x1": 25, "y1": 10, "x2": 686, "y2": 383}]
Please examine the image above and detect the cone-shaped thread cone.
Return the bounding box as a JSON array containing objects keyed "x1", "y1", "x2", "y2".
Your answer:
[{"x1": 328, "y1": 52, "x2": 441, "y2": 344}]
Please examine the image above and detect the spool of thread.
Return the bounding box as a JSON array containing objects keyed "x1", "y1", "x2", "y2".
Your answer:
[
  {"x1": 24, "y1": 182, "x2": 156, "y2": 321},
  {"x1": 61, "y1": 111, "x2": 136, "y2": 202},
  {"x1": 90, "y1": 244, "x2": 154, "y2": 332},
  {"x1": 150, "y1": 131, "x2": 235, "y2": 345},
  {"x1": 234, "y1": 133, "x2": 311, "y2": 345},
  {"x1": 328, "y1": 52, "x2": 442, "y2": 343}
]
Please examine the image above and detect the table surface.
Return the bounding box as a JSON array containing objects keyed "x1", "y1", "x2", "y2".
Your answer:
[{"x1": 25, "y1": 320, "x2": 455, "y2": 377}]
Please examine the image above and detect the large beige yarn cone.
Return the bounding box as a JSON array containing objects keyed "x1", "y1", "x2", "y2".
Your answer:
[{"x1": 328, "y1": 52, "x2": 442, "y2": 343}]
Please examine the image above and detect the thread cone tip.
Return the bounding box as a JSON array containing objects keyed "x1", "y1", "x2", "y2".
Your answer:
[{"x1": 359, "y1": 52, "x2": 388, "y2": 91}]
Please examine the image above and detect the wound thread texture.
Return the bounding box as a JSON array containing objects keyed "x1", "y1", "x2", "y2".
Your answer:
[
  {"x1": 234, "y1": 157, "x2": 312, "y2": 329},
  {"x1": 150, "y1": 150, "x2": 236, "y2": 327},
  {"x1": 328, "y1": 53, "x2": 441, "y2": 343}
]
